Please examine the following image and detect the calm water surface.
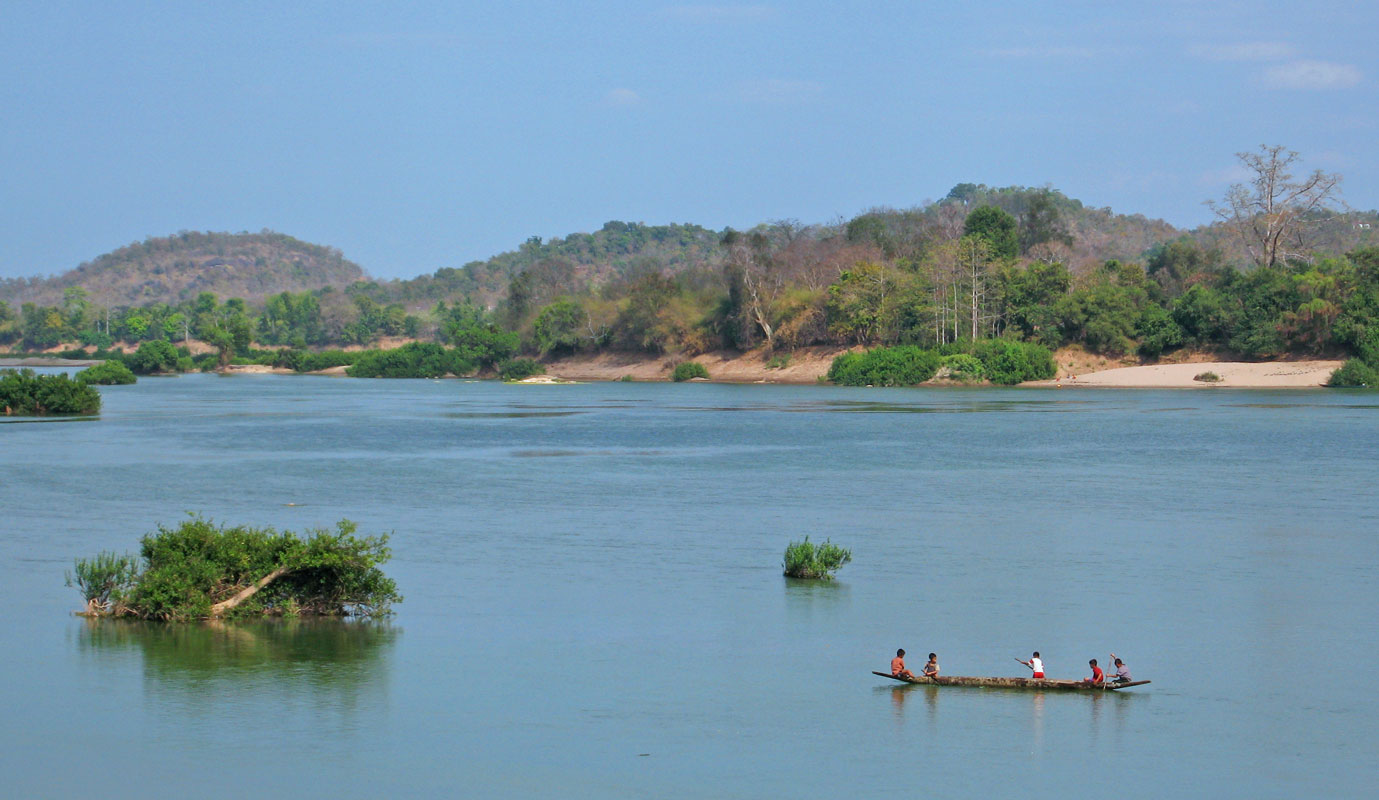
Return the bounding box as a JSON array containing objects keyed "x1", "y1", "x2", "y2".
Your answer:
[{"x1": 2, "y1": 373, "x2": 1377, "y2": 798}]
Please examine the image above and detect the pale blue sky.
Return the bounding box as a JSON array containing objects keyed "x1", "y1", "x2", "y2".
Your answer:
[{"x1": 2, "y1": 1, "x2": 1375, "y2": 279}]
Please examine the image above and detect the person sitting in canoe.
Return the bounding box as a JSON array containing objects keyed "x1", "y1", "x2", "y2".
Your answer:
[
  {"x1": 891, "y1": 649, "x2": 915, "y2": 680},
  {"x1": 1083, "y1": 659, "x2": 1105, "y2": 685},
  {"x1": 1110, "y1": 654, "x2": 1132, "y2": 683},
  {"x1": 1017, "y1": 652, "x2": 1045, "y2": 679},
  {"x1": 922, "y1": 653, "x2": 939, "y2": 678}
]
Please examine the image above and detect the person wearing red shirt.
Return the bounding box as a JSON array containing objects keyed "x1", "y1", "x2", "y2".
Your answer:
[{"x1": 1084, "y1": 658, "x2": 1105, "y2": 685}]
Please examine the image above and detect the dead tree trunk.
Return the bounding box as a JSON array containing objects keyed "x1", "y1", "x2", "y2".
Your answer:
[{"x1": 210, "y1": 566, "x2": 291, "y2": 616}]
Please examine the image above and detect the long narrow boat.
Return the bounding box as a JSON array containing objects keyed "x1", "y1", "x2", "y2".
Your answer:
[{"x1": 872, "y1": 671, "x2": 1150, "y2": 691}]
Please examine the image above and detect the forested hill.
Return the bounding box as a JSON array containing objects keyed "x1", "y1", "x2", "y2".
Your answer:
[
  {"x1": 368, "y1": 221, "x2": 725, "y2": 308},
  {"x1": 0, "y1": 231, "x2": 365, "y2": 307}
]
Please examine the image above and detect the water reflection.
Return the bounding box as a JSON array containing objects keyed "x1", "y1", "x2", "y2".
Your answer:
[
  {"x1": 782, "y1": 578, "x2": 850, "y2": 620},
  {"x1": 77, "y1": 618, "x2": 398, "y2": 709}
]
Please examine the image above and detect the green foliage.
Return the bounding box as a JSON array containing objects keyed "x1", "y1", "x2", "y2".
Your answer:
[
  {"x1": 971, "y1": 339, "x2": 1056, "y2": 385},
  {"x1": 1328, "y1": 359, "x2": 1377, "y2": 387},
  {"x1": 940, "y1": 353, "x2": 986, "y2": 381},
  {"x1": 0, "y1": 368, "x2": 102, "y2": 415},
  {"x1": 1136, "y1": 305, "x2": 1185, "y2": 358},
  {"x1": 66, "y1": 551, "x2": 140, "y2": 613},
  {"x1": 963, "y1": 206, "x2": 1019, "y2": 261},
  {"x1": 499, "y1": 358, "x2": 546, "y2": 381},
  {"x1": 346, "y1": 342, "x2": 471, "y2": 378},
  {"x1": 125, "y1": 340, "x2": 181, "y2": 374},
  {"x1": 76, "y1": 360, "x2": 137, "y2": 385},
  {"x1": 671, "y1": 361, "x2": 709, "y2": 381},
  {"x1": 1194, "y1": 371, "x2": 1222, "y2": 383},
  {"x1": 766, "y1": 354, "x2": 791, "y2": 370},
  {"x1": 74, "y1": 517, "x2": 401, "y2": 621},
  {"x1": 533, "y1": 298, "x2": 589, "y2": 354},
  {"x1": 827, "y1": 346, "x2": 941, "y2": 386},
  {"x1": 782, "y1": 537, "x2": 852, "y2": 580}
]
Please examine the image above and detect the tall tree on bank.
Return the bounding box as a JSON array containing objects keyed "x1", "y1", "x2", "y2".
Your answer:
[
  {"x1": 963, "y1": 206, "x2": 1019, "y2": 262},
  {"x1": 1207, "y1": 145, "x2": 1344, "y2": 268}
]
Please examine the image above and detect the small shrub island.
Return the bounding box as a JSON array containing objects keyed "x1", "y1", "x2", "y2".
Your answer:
[
  {"x1": 68, "y1": 517, "x2": 401, "y2": 620},
  {"x1": 783, "y1": 537, "x2": 852, "y2": 580},
  {"x1": 1, "y1": 368, "x2": 102, "y2": 415}
]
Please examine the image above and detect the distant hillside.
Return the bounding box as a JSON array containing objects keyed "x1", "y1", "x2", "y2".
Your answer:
[
  {"x1": 0, "y1": 230, "x2": 365, "y2": 307},
  {"x1": 358, "y1": 221, "x2": 726, "y2": 309}
]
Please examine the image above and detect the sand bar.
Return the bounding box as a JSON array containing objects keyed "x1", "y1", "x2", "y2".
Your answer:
[{"x1": 1027, "y1": 360, "x2": 1342, "y2": 388}]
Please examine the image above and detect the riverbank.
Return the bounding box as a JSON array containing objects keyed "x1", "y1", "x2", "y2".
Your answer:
[{"x1": 1025, "y1": 359, "x2": 1342, "y2": 388}]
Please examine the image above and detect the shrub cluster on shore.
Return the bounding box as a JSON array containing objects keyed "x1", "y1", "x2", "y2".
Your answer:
[
  {"x1": 69, "y1": 517, "x2": 401, "y2": 620},
  {"x1": 827, "y1": 340, "x2": 1055, "y2": 386},
  {"x1": 671, "y1": 361, "x2": 709, "y2": 381}
]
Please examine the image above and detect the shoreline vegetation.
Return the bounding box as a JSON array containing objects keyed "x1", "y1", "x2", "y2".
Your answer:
[
  {"x1": 1, "y1": 345, "x2": 1347, "y2": 388},
  {"x1": 3, "y1": 147, "x2": 1376, "y2": 390}
]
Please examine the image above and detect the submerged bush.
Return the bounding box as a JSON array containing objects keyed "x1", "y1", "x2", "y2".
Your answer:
[
  {"x1": 672, "y1": 361, "x2": 709, "y2": 381},
  {"x1": 1, "y1": 368, "x2": 102, "y2": 415},
  {"x1": 77, "y1": 361, "x2": 137, "y2": 385},
  {"x1": 782, "y1": 537, "x2": 852, "y2": 580},
  {"x1": 499, "y1": 358, "x2": 546, "y2": 381},
  {"x1": 827, "y1": 346, "x2": 940, "y2": 386},
  {"x1": 69, "y1": 517, "x2": 401, "y2": 620}
]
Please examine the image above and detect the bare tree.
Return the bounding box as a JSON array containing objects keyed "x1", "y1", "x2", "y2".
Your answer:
[{"x1": 1207, "y1": 145, "x2": 1344, "y2": 268}]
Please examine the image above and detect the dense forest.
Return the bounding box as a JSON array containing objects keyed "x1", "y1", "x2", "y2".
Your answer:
[{"x1": 4, "y1": 147, "x2": 1378, "y2": 383}]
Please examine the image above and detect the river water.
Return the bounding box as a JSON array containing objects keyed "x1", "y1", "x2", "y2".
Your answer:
[{"x1": 2, "y1": 373, "x2": 1376, "y2": 798}]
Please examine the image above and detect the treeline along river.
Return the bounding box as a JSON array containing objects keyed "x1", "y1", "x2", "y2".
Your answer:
[{"x1": 1, "y1": 373, "x2": 1376, "y2": 797}]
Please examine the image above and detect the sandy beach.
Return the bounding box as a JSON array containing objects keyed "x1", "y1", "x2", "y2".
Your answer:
[{"x1": 1028, "y1": 360, "x2": 1342, "y2": 388}]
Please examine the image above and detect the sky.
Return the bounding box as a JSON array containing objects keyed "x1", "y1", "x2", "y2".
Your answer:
[{"x1": 2, "y1": 1, "x2": 1376, "y2": 280}]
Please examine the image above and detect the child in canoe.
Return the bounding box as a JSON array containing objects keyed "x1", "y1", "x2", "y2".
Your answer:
[
  {"x1": 1017, "y1": 652, "x2": 1045, "y2": 679},
  {"x1": 891, "y1": 649, "x2": 916, "y2": 679}
]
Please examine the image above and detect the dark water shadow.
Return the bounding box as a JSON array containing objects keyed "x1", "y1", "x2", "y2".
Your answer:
[
  {"x1": 0, "y1": 415, "x2": 100, "y2": 424},
  {"x1": 442, "y1": 411, "x2": 585, "y2": 419},
  {"x1": 77, "y1": 618, "x2": 399, "y2": 702}
]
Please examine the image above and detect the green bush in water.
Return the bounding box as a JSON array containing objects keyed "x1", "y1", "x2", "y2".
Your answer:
[
  {"x1": 76, "y1": 361, "x2": 137, "y2": 385},
  {"x1": 783, "y1": 537, "x2": 852, "y2": 579},
  {"x1": 70, "y1": 517, "x2": 402, "y2": 620},
  {"x1": 0, "y1": 368, "x2": 102, "y2": 415},
  {"x1": 672, "y1": 361, "x2": 709, "y2": 381},
  {"x1": 499, "y1": 358, "x2": 546, "y2": 381}
]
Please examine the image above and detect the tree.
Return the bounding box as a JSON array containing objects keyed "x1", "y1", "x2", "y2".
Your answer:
[
  {"x1": 1019, "y1": 190, "x2": 1073, "y2": 257},
  {"x1": 963, "y1": 206, "x2": 1019, "y2": 261},
  {"x1": 533, "y1": 299, "x2": 589, "y2": 354},
  {"x1": 1208, "y1": 145, "x2": 1344, "y2": 268}
]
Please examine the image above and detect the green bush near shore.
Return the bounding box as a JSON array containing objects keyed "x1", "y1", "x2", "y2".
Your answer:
[
  {"x1": 971, "y1": 339, "x2": 1057, "y2": 384},
  {"x1": 346, "y1": 343, "x2": 472, "y2": 378},
  {"x1": 1194, "y1": 371, "x2": 1222, "y2": 383},
  {"x1": 68, "y1": 517, "x2": 401, "y2": 620},
  {"x1": 499, "y1": 358, "x2": 545, "y2": 381},
  {"x1": 1, "y1": 368, "x2": 102, "y2": 415},
  {"x1": 1328, "y1": 359, "x2": 1377, "y2": 387},
  {"x1": 76, "y1": 361, "x2": 137, "y2": 385},
  {"x1": 828, "y1": 346, "x2": 941, "y2": 386},
  {"x1": 940, "y1": 353, "x2": 986, "y2": 381},
  {"x1": 124, "y1": 340, "x2": 182, "y2": 374},
  {"x1": 672, "y1": 361, "x2": 709, "y2": 381},
  {"x1": 783, "y1": 537, "x2": 852, "y2": 580}
]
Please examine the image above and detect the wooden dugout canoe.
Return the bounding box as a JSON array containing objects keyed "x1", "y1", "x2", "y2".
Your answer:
[{"x1": 872, "y1": 671, "x2": 1151, "y2": 691}]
